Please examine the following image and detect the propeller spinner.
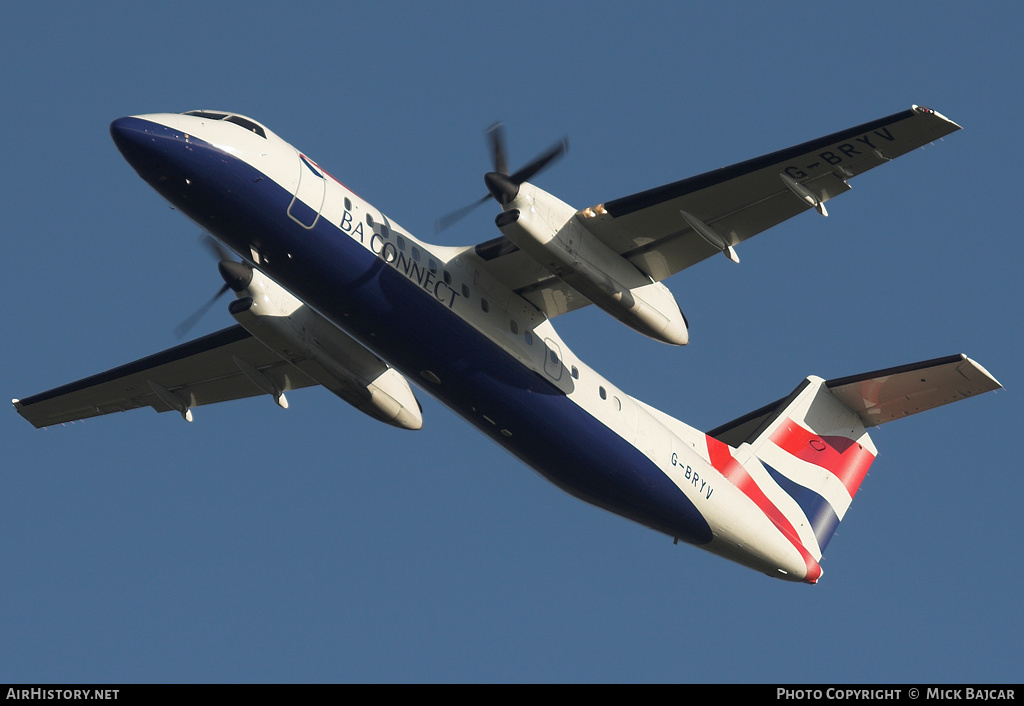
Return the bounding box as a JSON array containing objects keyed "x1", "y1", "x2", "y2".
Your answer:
[
  {"x1": 173, "y1": 235, "x2": 253, "y2": 338},
  {"x1": 435, "y1": 123, "x2": 568, "y2": 233}
]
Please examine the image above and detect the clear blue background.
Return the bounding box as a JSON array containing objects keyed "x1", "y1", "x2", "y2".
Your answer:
[{"x1": 2, "y1": 2, "x2": 1019, "y2": 683}]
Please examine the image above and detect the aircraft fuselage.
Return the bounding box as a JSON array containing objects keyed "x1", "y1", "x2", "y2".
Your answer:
[{"x1": 103, "y1": 111, "x2": 900, "y2": 584}]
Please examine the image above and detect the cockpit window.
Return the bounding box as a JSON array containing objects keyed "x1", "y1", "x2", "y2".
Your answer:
[
  {"x1": 181, "y1": 111, "x2": 267, "y2": 139},
  {"x1": 183, "y1": 110, "x2": 230, "y2": 120},
  {"x1": 224, "y1": 115, "x2": 266, "y2": 138}
]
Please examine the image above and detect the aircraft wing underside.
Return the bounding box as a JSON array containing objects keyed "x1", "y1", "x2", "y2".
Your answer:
[
  {"x1": 14, "y1": 325, "x2": 319, "y2": 428},
  {"x1": 469, "y1": 106, "x2": 960, "y2": 318},
  {"x1": 468, "y1": 238, "x2": 593, "y2": 317}
]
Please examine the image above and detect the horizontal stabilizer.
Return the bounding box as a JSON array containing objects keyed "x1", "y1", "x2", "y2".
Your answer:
[
  {"x1": 825, "y1": 354, "x2": 1001, "y2": 427},
  {"x1": 709, "y1": 354, "x2": 1001, "y2": 447}
]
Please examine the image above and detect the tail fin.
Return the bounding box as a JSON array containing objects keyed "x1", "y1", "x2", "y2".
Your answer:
[
  {"x1": 709, "y1": 354, "x2": 1000, "y2": 566},
  {"x1": 743, "y1": 376, "x2": 876, "y2": 558}
]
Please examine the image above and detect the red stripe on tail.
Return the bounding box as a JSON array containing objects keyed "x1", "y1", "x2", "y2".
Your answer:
[
  {"x1": 706, "y1": 435, "x2": 822, "y2": 582},
  {"x1": 769, "y1": 419, "x2": 875, "y2": 498}
]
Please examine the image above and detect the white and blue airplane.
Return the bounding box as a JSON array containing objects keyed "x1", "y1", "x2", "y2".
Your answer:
[{"x1": 14, "y1": 106, "x2": 1001, "y2": 583}]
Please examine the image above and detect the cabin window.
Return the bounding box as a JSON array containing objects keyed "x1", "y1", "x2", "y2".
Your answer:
[
  {"x1": 344, "y1": 197, "x2": 352, "y2": 211},
  {"x1": 549, "y1": 350, "x2": 559, "y2": 366},
  {"x1": 412, "y1": 247, "x2": 421, "y2": 262},
  {"x1": 428, "y1": 259, "x2": 438, "y2": 274},
  {"x1": 461, "y1": 283, "x2": 470, "y2": 298},
  {"x1": 599, "y1": 386, "x2": 607, "y2": 400},
  {"x1": 571, "y1": 365, "x2": 579, "y2": 380},
  {"x1": 524, "y1": 331, "x2": 533, "y2": 345},
  {"x1": 443, "y1": 270, "x2": 452, "y2": 285},
  {"x1": 481, "y1": 298, "x2": 489, "y2": 313},
  {"x1": 367, "y1": 213, "x2": 374, "y2": 227},
  {"x1": 510, "y1": 320, "x2": 518, "y2": 334},
  {"x1": 396, "y1": 235, "x2": 405, "y2": 251}
]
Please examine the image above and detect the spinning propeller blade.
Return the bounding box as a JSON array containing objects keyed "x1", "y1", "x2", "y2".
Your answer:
[
  {"x1": 435, "y1": 124, "x2": 568, "y2": 233},
  {"x1": 172, "y1": 234, "x2": 253, "y2": 338}
]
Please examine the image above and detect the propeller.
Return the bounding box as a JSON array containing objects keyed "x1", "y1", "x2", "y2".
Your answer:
[
  {"x1": 435, "y1": 122, "x2": 568, "y2": 233},
  {"x1": 173, "y1": 234, "x2": 253, "y2": 338}
]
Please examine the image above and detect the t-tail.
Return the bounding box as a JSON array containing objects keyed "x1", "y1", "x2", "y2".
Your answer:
[{"x1": 706, "y1": 354, "x2": 1000, "y2": 583}]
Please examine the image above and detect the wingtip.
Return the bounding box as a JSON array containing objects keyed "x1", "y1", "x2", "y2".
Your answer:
[
  {"x1": 961, "y1": 355, "x2": 1002, "y2": 390},
  {"x1": 912, "y1": 104, "x2": 962, "y2": 130}
]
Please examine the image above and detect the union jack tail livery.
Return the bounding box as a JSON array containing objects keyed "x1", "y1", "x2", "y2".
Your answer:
[
  {"x1": 706, "y1": 354, "x2": 998, "y2": 581},
  {"x1": 754, "y1": 379, "x2": 876, "y2": 558}
]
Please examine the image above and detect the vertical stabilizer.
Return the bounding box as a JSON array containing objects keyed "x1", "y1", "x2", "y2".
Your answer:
[
  {"x1": 740, "y1": 377, "x2": 877, "y2": 559},
  {"x1": 706, "y1": 354, "x2": 1000, "y2": 573}
]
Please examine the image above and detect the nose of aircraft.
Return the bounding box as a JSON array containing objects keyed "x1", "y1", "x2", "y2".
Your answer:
[
  {"x1": 109, "y1": 114, "x2": 203, "y2": 195},
  {"x1": 109, "y1": 115, "x2": 142, "y2": 143},
  {"x1": 110, "y1": 116, "x2": 164, "y2": 176}
]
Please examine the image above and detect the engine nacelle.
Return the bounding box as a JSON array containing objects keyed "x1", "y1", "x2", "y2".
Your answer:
[
  {"x1": 227, "y1": 268, "x2": 422, "y2": 430},
  {"x1": 495, "y1": 182, "x2": 688, "y2": 345}
]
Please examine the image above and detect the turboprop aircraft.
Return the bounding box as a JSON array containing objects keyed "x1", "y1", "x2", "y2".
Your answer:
[{"x1": 13, "y1": 105, "x2": 1001, "y2": 583}]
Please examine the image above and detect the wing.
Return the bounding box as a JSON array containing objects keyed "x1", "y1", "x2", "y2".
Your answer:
[
  {"x1": 470, "y1": 105, "x2": 960, "y2": 317},
  {"x1": 465, "y1": 236, "x2": 593, "y2": 317},
  {"x1": 14, "y1": 325, "x2": 318, "y2": 428}
]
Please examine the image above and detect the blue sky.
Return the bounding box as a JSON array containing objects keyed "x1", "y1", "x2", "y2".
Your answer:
[{"x1": 2, "y1": 2, "x2": 1020, "y2": 683}]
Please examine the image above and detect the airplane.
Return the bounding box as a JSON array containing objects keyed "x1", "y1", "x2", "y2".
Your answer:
[{"x1": 13, "y1": 105, "x2": 1001, "y2": 583}]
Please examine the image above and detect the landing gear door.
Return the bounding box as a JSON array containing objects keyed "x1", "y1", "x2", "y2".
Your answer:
[{"x1": 288, "y1": 152, "x2": 326, "y2": 229}]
